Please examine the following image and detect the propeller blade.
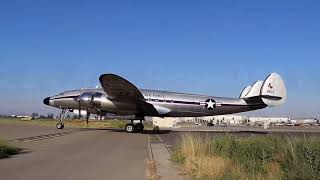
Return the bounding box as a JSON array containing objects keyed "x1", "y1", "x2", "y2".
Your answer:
[
  {"x1": 79, "y1": 102, "x2": 81, "y2": 120},
  {"x1": 86, "y1": 108, "x2": 90, "y2": 125}
]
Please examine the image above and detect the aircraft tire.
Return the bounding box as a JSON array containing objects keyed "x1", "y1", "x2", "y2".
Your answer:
[
  {"x1": 153, "y1": 126, "x2": 160, "y2": 132},
  {"x1": 56, "y1": 123, "x2": 64, "y2": 130},
  {"x1": 135, "y1": 123, "x2": 144, "y2": 132},
  {"x1": 125, "y1": 124, "x2": 135, "y2": 133}
]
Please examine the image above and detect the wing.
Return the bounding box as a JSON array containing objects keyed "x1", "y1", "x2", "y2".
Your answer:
[
  {"x1": 99, "y1": 74, "x2": 145, "y2": 100},
  {"x1": 99, "y1": 74, "x2": 161, "y2": 116}
]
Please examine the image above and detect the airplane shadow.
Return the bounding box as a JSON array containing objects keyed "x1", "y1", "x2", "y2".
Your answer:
[
  {"x1": 77, "y1": 128, "x2": 172, "y2": 134},
  {"x1": 140, "y1": 130, "x2": 172, "y2": 135}
]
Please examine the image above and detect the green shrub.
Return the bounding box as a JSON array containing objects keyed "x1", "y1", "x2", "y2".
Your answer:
[
  {"x1": 170, "y1": 146, "x2": 186, "y2": 164},
  {"x1": 0, "y1": 139, "x2": 22, "y2": 158}
]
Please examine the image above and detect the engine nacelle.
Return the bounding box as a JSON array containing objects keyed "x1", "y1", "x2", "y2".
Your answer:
[
  {"x1": 79, "y1": 92, "x2": 95, "y2": 107},
  {"x1": 79, "y1": 92, "x2": 127, "y2": 113},
  {"x1": 92, "y1": 93, "x2": 119, "y2": 112},
  {"x1": 92, "y1": 93, "x2": 104, "y2": 107}
]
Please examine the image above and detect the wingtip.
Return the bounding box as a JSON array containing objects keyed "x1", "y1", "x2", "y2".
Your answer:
[{"x1": 99, "y1": 73, "x2": 117, "y2": 81}]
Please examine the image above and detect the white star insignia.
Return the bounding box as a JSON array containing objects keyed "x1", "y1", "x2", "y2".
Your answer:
[{"x1": 206, "y1": 99, "x2": 215, "y2": 110}]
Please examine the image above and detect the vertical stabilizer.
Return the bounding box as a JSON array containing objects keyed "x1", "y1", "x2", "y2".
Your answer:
[
  {"x1": 245, "y1": 81, "x2": 264, "y2": 98},
  {"x1": 260, "y1": 73, "x2": 287, "y2": 107},
  {"x1": 239, "y1": 86, "x2": 252, "y2": 98}
]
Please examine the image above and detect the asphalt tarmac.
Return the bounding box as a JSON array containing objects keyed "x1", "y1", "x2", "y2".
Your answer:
[
  {"x1": 1, "y1": 124, "x2": 320, "y2": 180},
  {"x1": 0, "y1": 124, "x2": 149, "y2": 180}
]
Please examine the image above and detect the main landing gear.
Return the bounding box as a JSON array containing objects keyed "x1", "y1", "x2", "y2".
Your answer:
[{"x1": 125, "y1": 120, "x2": 144, "y2": 133}]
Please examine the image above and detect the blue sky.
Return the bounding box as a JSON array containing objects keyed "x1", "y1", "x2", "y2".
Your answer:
[{"x1": 0, "y1": 0, "x2": 319, "y2": 117}]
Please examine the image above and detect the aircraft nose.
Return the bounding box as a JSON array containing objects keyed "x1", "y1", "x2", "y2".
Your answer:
[{"x1": 43, "y1": 97, "x2": 51, "y2": 106}]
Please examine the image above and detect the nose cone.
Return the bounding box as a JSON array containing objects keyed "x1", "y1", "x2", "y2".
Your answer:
[{"x1": 43, "y1": 97, "x2": 51, "y2": 106}]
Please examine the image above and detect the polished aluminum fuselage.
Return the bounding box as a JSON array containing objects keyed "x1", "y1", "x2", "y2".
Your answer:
[{"x1": 47, "y1": 88, "x2": 266, "y2": 118}]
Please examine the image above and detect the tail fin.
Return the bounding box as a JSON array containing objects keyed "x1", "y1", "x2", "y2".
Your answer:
[
  {"x1": 260, "y1": 73, "x2": 287, "y2": 107},
  {"x1": 239, "y1": 86, "x2": 252, "y2": 98},
  {"x1": 242, "y1": 81, "x2": 264, "y2": 98},
  {"x1": 240, "y1": 73, "x2": 287, "y2": 107}
]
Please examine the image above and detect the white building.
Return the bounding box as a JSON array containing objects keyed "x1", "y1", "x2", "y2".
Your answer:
[
  {"x1": 249, "y1": 117, "x2": 290, "y2": 124},
  {"x1": 150, "y1": 115, "x2": 292, "y2": 128},
  {"x1": 289, "y1": 118, "x2": 318, "y2": 125},
  {"x1": 17, "y1": 116, "x2": 33, "y2": 120},
  {"x1": 181, "y1": 115, "x2": 247, "y2": 125},
  {"x1": 151, "y1": 117, "x2": 180, "y2": 128},
  {"x1": 182, "y1": 115, "x2": 290, "y2": 125}
]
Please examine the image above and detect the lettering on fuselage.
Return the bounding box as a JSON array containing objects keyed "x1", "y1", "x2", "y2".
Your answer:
[{"x1": 143, "y1": 94, "x2": 165, "y2": 99}]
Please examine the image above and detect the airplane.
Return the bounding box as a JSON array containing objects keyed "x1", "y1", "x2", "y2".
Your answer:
[{"x1": 43, "y1": 72, "x2": 287, "y2": 133}]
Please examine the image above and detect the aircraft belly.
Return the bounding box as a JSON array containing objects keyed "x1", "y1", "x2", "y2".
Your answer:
[{"x1": 150, "y1": 102, "x2": 204, "y2": 117}]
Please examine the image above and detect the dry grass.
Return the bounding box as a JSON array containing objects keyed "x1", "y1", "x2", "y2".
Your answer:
[
  {"x1": 147, "y1": 160, "x2": 159, "y2": 180},
  {"x1": 172, "y1": 134, "x2": 231, "y2": 179},
  {"x1": 171, "y1": 134, "x2": 320, "y2": 180},
  {"x1": 184, "y1": 156, "x2": 229, "y2": 178}
]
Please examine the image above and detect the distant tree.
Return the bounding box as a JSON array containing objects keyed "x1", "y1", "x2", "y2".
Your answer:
[
  {"x1": 73, "y1": 115, "x2": 80, "y2": 120},
  {"x1": 31, "y1": 112, "x2": 39, "y2": 119},
  {"x1": 47, "y1": 114, "x2": 54, "y2": 119}
]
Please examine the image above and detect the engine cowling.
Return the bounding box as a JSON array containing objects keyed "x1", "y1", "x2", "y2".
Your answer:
[
  {"x1": 78, "y1": 92, "x2": 94, "y2": 107},
  {"x1": 78, "y1": 92, "x2": 129, "y2": 113},
  {"x1": 92, "y1": 93, "x2": 104, "y2": 107},
  {"x1": 78, "y1": 92, "x2": 105, "y2": 108}
]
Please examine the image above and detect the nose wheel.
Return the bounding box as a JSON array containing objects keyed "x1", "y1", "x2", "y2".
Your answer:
[{"x1": 56, "y1": 122, "x2": 64, "y2": 129}]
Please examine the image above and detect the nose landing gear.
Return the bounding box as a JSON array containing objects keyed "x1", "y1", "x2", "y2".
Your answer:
[{"x1": 56, "y1": 109, "x2": 66, "y2": 130}]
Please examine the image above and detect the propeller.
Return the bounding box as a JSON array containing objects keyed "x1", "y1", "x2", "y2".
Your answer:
[
  {"x1": 77, "y1": 92, "x2": 93, "y2": 125},
  {"x1": 75, "y1": 94, "x2": 82, "y2": 120},
  {"x1": 78, "y1": 101, "x2": 81, "y2": 120},
  {"x1": 86, "y1": 108, "x2": 90, "y2": 125},
  {"x1": 78, "y1": 100, "x2": 90, "y2": 125}
]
